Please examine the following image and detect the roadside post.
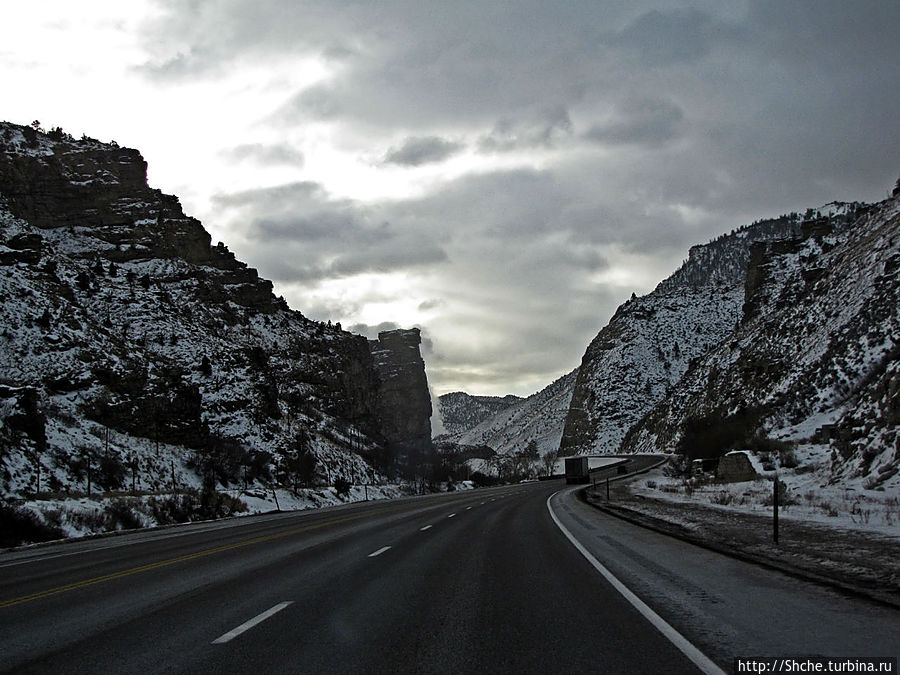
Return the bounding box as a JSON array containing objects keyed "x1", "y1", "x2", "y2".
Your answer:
[{"x1": 773, "y1": 473, "x2": 779, "y2": 544}]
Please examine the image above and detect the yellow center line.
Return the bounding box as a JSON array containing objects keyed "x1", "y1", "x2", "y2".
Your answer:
[{"x1": 0, "y1": 508, "x2": 393, "y2": 610}]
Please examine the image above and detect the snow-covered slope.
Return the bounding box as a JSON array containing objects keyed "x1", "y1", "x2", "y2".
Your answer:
[
  {"x1": 558, "y1": 206, "x2": 874, "y2": 456},
  {"x1": 436, "y1": 392, "x2": 523, "y2": 437},
  {"x1": 560, "y1": 287, "x2": 744, "y2": 455},
  {"x1": 0, "y1": 121, "x2": 399, "y2": 521},
  {"x1": 440, "y1": 369, "x2": 577, "y2": 458},
  {"x1": 624, "y1": 195, "x2": 900, "y2": 490}
]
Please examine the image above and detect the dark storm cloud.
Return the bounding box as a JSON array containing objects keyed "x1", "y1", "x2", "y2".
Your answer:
[
  {"x1": 212, "y1": 181, "x2": 447, "y2": 282},
  {"x1": 139, "y1": 0, "x2": 900, "y2": 197},
  {"x1": 136, "y1": 46, "x2": 223, "y2": 80},
  {"x1": 610, "y1": 7, "x2": 725, "y2": 66},
  {"x1": 140, "y1": 1, "x2": 627, "y2": 128},
  {"x1": 745, "y1": 0, "x2": 900, "y2": 71},
  {"x1": 382, "y1": 136, "x2": 463, "y2": 166},
  {"x1": 478, "y1": 106, "x2": 574, "y2": 153},
  {"x1": 221, "y1": 143, "x2": 304, "y2": 168},
  {"x1": 139, "y1": 0, "x2": 900, "y2": 394},
  {"x1": 214, "y1": 181, "x2": 324, "y2": 214},
  {"x1": 417, "y1": 299, "x2": 443, "y2": 312},
  {"x1": 584, "y1": 97, "x2": 684, "y2": 147}
]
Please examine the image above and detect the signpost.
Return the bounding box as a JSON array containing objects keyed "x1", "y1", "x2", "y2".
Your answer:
[{"x1": 773, "y1": 473, "x2": 779, "y2": 544}]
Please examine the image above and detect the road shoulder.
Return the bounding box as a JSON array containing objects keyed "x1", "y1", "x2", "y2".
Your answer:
[{"x1": 581, "y1": 479, "x2": 900, "y2": 609}]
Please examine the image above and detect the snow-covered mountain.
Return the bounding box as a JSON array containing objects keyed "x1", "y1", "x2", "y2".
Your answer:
[
  {"x1": 437, "y1": 369, "x2": 577, "y2": 458},
  {"x1": 560, "y1": 205, "x2": 866, "y2": 456},
  {"x1": 432, "y1": 202, "x2": 877, "y2": 470},
  {"x1": 623, "y1": 194, "x2": 900, "y2": 489},
  {"x1": 0, "y1": 121, "x2": 430, "y2": 524},
  {"x1": 436, "y1": 392, "x2": 523, "y2": 436}
]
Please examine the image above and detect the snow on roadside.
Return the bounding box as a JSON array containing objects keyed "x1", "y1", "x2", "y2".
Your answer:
[
  {"x1": 630, "y1": 452, "x2": 900, "y2": 539},
  {"x1": 236, "y1": 483, "x2": 408, "y2": 513},
  {"x1": 12, "y1": 482, "x2": 413, "y2": 546}
]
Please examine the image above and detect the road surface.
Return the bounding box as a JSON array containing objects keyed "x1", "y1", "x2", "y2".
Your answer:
[{"x1": 1, "y1": 471, "x2": 897, "y2": 673}]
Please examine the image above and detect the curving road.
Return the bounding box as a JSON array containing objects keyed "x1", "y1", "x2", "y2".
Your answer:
[{"x1": 1, "y1": 463, "x2": 897, "y2": 673}]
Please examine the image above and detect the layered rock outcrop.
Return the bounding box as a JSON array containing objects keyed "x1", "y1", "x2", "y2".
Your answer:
[
  {"x1": 560, "y1": 203, "x2": 867, "y2": 457},
  {"x1": 623, "y1": 197, "x2": 900, "y2": 490},
  {"x1": 369, "y1": 329, "x2": 433, "y2": 477},
  {"x1": 0, "y1": 121, "x2": 414, "y2": 505}
]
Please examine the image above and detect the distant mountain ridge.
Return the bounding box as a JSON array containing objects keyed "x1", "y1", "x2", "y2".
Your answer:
[
  {"x1": 436, "y1": 370, "x2": 576, "y2": 457},
  {"x1": 436, "y1": 392, "x2": 523, "y2": 436}
]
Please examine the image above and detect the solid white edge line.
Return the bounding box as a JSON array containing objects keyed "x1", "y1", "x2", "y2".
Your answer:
[
  {"x1": 547, "y1": 490, "x2": 725, "y2": 675},
  {"x1": 368, "y1": 546, "x2": 392, "y2": 557},
  {"x1": 211, "y1": 601, "x2": 293, "y2": 644}
]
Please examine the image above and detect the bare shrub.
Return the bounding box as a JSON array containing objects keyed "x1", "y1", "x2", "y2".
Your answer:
[
  {"x1": 711, "y1": 491, "x2": 734, "y2": 505},
  {"x1": 778, "y1": 447, "x2": 799, "y2": 469},
  {"x1": 104, "y1": 498, "x2": 144, "y2": 530}
]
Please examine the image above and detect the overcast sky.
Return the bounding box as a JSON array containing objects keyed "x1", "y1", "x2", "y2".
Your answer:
[{"x1": 2, "y1": 1, "x2": 898, "y2": 397}]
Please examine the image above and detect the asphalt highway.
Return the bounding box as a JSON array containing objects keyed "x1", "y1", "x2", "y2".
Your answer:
[
  {"x1": 1, "y1": 466, "x2": 897, "y2": 673},
  {"x1": 1, "y1": 481, "x2": 699, "y2": 674}
]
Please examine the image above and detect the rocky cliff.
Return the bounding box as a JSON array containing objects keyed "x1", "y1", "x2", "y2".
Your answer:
[
  {"x1": 0, "y1": 121, "x2": 400, "y2": 519},
  {"x1": 623, "y1": 195, "x2": 900, "y2": 489},
  {"x1": 369, "y1": 328, "x2": 433, "y2": 477},
  {"x1": 559, "y1": 203, "x2": 868, "y2": 457}
]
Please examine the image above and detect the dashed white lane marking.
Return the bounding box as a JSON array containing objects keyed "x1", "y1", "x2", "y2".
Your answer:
[
  {"x1": 447, "y1": 513, "x2": 456, "y2": 518},
  {"x1": 466, "y1": 506, "x2": 472, "y2": 510},
  {"x1": 420, "y1": 525, "x2": 432, "y2": 531},
  {"x1": 212, "y1": 601, "x2": 293, "y2": 644},
  {"x1": 368, "y1": 546, "x2": 392, "y2": 558},
  {"x1": 547, "y1": 490, "x2": 724, "y2": 675}
]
